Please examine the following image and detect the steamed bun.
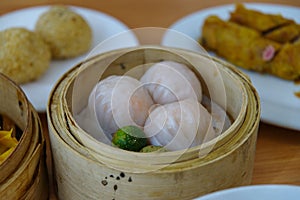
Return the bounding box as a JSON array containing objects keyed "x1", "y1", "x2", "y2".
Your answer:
[{"x1": 140, "y1": 61, "x2": 202, "y2": 105}]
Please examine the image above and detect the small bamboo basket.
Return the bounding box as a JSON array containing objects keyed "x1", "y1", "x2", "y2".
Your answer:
[
  {"x1": 0, "y1": 73, "x2": 48, "y2": 199},
  {"x1": 47, "y1": 46, "x2": 260, "y2": 200}
]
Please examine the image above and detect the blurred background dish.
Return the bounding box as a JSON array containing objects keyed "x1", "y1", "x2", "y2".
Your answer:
[
  {"x1": 168, "y1": 3, "x2": 300, "y2": 131},
  {"x1": 0, "y1": 5, "x2": 138, "y2": 112},
  {"x1": 194, "y1": 184, "x2": 300, "y2": 200}
]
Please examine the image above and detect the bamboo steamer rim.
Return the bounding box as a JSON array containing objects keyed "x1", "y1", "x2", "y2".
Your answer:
[
  {"x1": 68, "y1": 46, "x2": 247, "y2": 156},
  {"x1": 50, "y1": 47, "x2": 237, "y2": 147},
  {"x1": 0, "y1": 73, "x2": 47, "y2": 199},
  {"x1": 48, "y1": 45, "x2": 253, "y2": 166},
  {"x1": 0, "y1": 73, "x2": 33, "y2": 182},
  {"x1": 48, "y1": 45, "x2": 260, "y2": 173},
  {"x1": 0, "y1": 109, "x2": 43, "y2": 198},
  {"x1": 47, "y1": 89, "x2": 260, "y2": 199},
  {"x1": 47, "y1": 75, "x2": 259, "y2": 173}
]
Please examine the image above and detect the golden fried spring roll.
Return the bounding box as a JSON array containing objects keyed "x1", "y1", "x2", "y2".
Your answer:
[
  {"x1": 267, "y1": 42, "x2": 300, "y2": 80},
  {"x1": 264, "y1": 24, "x2": 300, "y2": 43},
  {"x1": 201, "y1": 16, "x2": 281, "y2": 72},
  {"x1": 230, "y1": 3, "x2": 293, "y2": 32}
]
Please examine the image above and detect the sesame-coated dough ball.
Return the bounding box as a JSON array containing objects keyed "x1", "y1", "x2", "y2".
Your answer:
[
  {"x1": 0, "y1": 28, "x2": 51, "y2": 84},
  {"x1": 35, "y1": 6, "x2": 92, "y2": 59}
]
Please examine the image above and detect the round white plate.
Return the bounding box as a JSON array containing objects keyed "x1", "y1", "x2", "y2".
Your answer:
[
  {"x1": 169, "y1": 3, "x2": 300, "y2": 131},
  {"x1": 0, "y1": 6, "x2": 138, "y2": 112},
  {"x1": 195, "y1": 184, "x2": 300, "y2": 200}
]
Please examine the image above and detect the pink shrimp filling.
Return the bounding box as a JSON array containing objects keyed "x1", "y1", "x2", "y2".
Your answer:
[{"x1": 262, "y1": 45, "x2": 275, "y2": 61}]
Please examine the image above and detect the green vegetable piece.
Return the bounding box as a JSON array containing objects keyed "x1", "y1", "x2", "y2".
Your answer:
[
  {"x1": 140, "y1": 145, "x2": 167, "y2": 153},
  {"x1": 112, "y1": 125, "x2": 148, "y2": 152}
]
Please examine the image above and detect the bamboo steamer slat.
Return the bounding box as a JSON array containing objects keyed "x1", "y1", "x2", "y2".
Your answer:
[
  {"x1": 47, "y1": 46, "x2": 260, "y2": 200},
  {"x1": 0, "y1": 73, "x2": 48, "y2": 199},
  {"x1": 0, "y1": 75, "x2": 33, "y2": 183},
  {"x1": 20, "y1": 159, "x2": 48, "y2": 200}
]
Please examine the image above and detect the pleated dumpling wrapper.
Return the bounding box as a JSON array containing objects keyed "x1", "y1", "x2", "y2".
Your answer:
[
  {"x1": 75, "y1": 75, "x2": 154, "y2": 144},
  {"x1": 140, "y1": 61, "x2": 202, "y2": 105},
  {"x1": 201, "y1": 95, "x2": 232, "y2": 135},
  {"x1": 144, "y1": 98, "x2": 216, "y2": 151}
]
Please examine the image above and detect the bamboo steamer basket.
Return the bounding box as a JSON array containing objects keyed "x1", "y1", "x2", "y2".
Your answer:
[
  {"x1": 0, "y1": 73, "x2": 48, "y2": 199},
  {"x1": 47, "y1": 46, "x2": 260, "y2": 200}
]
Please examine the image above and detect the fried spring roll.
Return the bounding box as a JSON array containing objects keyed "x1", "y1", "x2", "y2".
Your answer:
[
  {"x1": 230, "y1": 4, "x2": 294, "y2": 32},
  {"x1": 264, "y1": 24, "x2": 300, "y2": 43},
  {"x1": 201, "y1": 16, "x2": 281, "y2": 72},
  {"x1": 266, "y1": 42, "x2": 300, "y2": 80}
]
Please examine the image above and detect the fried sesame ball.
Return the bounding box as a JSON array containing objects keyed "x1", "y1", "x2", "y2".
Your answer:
[
  {"x1": 35, "y1": 6, "x2": 92, "y2": 59},
  {"x1": 0, "y1": 27, "x2": 51, "y2": 84}
]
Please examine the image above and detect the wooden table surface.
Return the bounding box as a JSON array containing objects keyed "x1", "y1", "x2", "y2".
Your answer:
[{"x1": 1, "y1": 0, "x2": 300, "y2": 198}]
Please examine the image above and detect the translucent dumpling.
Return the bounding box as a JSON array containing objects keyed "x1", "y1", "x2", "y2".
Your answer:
[
  {"x1": 140, "y1": 61, "x2": 202, "y2": 105},
  {"x1": 144, "y1": 98, "x2": 216, "y2": 151},
  {"x1": 201, "y1": 95, "x2": 232, "y2": 135},
  {"x1": 76, "y1": 75, "x2": 154, "y2": 143}
]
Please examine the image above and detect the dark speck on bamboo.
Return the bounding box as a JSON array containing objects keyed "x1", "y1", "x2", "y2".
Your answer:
[
  {"x1": 120, "y1": 63, "x2": 126, "y2": 70},
  {"x1": 101, "y1": 180, "x2": 108, "y2": 186},
  {"x1": 113, "y1": 184, "x2": 118, "y2": 191},
  {"x1": 120, "y1": 172, "x2": 125, "y2": 178},
  {"x1": 128, "y1": 177, "x2": 132, "y2": 182}
]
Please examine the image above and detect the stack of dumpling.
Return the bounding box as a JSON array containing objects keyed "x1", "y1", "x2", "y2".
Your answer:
[{"x1": 75, "y1": 61, "x2": 231, "y2": 151}]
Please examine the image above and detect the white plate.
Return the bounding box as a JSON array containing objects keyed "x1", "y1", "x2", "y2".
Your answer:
[
  {"x1": 169, "y1": 3, "x2": 300, "y2": 131},
  {"x1": 194, "y1": 184, "x2": 300, "y2": 200},
  {"x1": 0, "y1": 6, "x2": 138, "y2": 112}
]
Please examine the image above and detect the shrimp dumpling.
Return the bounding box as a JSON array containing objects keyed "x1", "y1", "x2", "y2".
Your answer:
[
  {"x1": 140, "y1": 61, "x2": 202, "y2": 105},
  {"x1": 201, "y1": 95, "x2": 232, "y2": 134},
  {"x1": 79, "y1": 75, "x2": 154, "y2": 142},
  {"x1": 144, "y1": 98, "x2": 216, "y2": 151}
]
